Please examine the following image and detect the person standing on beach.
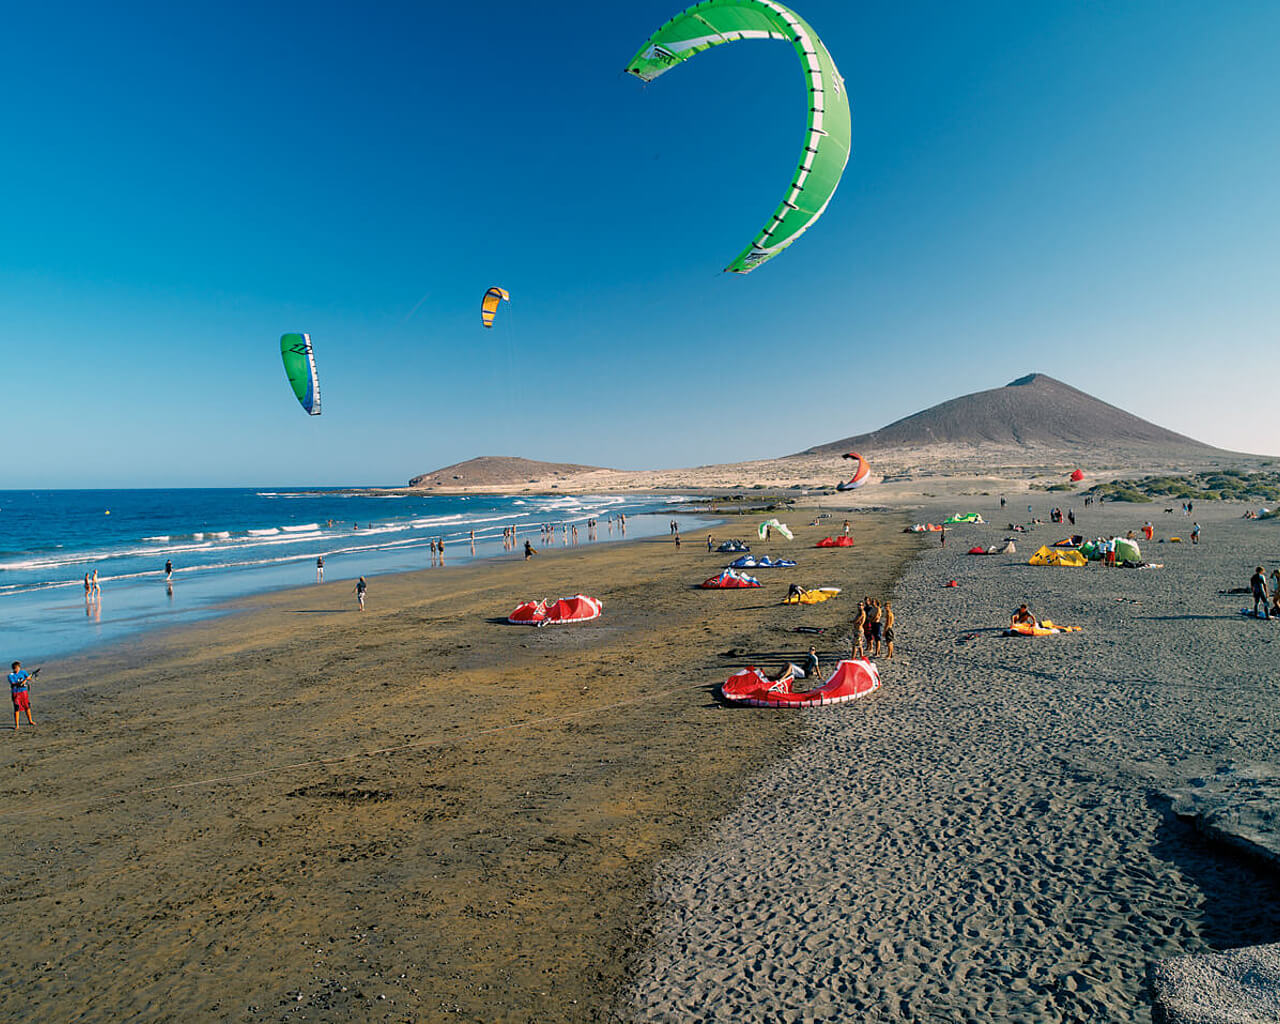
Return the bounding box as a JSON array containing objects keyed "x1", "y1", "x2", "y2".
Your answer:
[
  {"x1": 9, "y1": 662, "x2": 37, "y2": 731},
  {"x1": 438, "y1": 538, "x2": 446, "y2": 564},
  {"x1": 90, "y1": 570, "x2": 99, "y2": 597},
  {"x1": 164, "y1": 559, "x2": 173, "y2": 582},
  {"x1": 707, "y1": 535, "x2": 713, "y2": 552},
  {"x1": 883, "y1": 603, "x2": 896, "y2": 660},
  {"x1": 354, "y1": 576, "x2": 367, "y2": 611},
  {"x1": 1191, "y1": 522, "x2": 1201, "y2": 545},
  {"x1": 940, "y1": 524, "x2": 946, "y2": 548},
  {"x1": 868, "y1": 600, "x2": 883, "y2": 658},
  {"x1": 316, "y1": 555, "x2": 324, "y2": 581},
  {"x1": 1250, "y1": 567, "x2": 1270, "y2": 619},
  {"x1": 851, "y1": 602, "x2": 867, "y2": 659}
]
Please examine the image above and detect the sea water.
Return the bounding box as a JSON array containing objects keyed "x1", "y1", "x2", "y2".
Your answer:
[{"x1": 0, "y1": 488, "x2": 709, "y2": 661}]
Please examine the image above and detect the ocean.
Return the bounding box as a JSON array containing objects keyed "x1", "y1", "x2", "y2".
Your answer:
[{"x1": 0, "y1": 488, "x2": 709, "y2": 661}]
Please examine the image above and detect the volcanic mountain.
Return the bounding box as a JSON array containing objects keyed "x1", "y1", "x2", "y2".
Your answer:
[{"x1": 803, "y1": 374, "x2": 1213, "y2": 455}]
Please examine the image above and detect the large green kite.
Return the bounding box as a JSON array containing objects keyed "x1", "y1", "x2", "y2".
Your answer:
[{"x1": 625, "y1": 0, "x2": 852, "y2": 274}]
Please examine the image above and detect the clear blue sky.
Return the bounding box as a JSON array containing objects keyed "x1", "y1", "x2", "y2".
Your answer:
[{"x1": 4, "y1": 0, "x2": 1278, "y2": 487}]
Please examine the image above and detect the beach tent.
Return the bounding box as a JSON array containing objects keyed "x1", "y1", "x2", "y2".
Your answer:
[
  {"x1": 758, "y1": 518, "x2": 794, "y2": 541},
  {"x1": 701, "y1": 569, "x2": 762, "y2": 589},
  {"x1": 1028, "y1": 545, "x2": 1087, "y2": 567},
  {"x1": 1113, "y1": 537, "x2": 1142, "y2": 563},
  {"x1": 544, "y1": 594, "x2": 603, "y2": 624},
  {"x1": 507, "y1": 600, "x2": 549, "y2": 626},
  {"x1": 816, "y1": 536, "x2": 855, "y2": 547},
  {"x1": 721, "y1": 659, "x2": 881, "y2": 708},
  {"x1": 943, "y1": 513, "x2": 984, "y2": 525}
]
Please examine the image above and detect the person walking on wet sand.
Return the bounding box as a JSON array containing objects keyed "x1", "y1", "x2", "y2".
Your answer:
[
  {"x1": 354, "y1": 576, "x2": 367, "y2": 611},
  {"x1": 316, "y1": 555, "x2": 324, "y2": 582},
  {"x1": 524, "y1": 539, "x2": 536, "y2": 560},
  {"x1": 1250, "y1": 567, "x2": 1270, "y2": 619},
  {"x1": 164, "y1": 559, "x2": 173, "y2": 582},
  {"x1": 9, "y1": 661, "x2": 37, "y2": 731},
  {"x1": 883, "y1": 602, "x2": 896, "y2": 660}
]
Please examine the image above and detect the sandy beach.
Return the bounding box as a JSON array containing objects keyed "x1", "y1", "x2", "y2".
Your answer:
[
  {"x1": 621, "y1": 501, "x2": 1280, "y2": 1022},
  {"x1": 0, "y1": 510, "x2": 916, "y2": 1023}
]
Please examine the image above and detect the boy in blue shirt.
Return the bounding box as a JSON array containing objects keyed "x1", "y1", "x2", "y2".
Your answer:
[{"x1": 9, "y1": 661, "x2": 37, "y2": 731}]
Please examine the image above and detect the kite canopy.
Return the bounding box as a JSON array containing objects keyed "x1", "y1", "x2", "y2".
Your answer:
[
  {"x1": 1027, "y1": 545, "x2": 1087, "y2": 567},
  {"x1": 943, "y1": 513, "x2": 984, "y2": 525},
  {"x1": 721, "y1": 658, "x2": 880, "y2": 708},
  {"x1": 729, "y1": 555, "x2": 797, "y2": 568},
  {"x1": 1070, "y1": 469, "x2": 1085, "y2": 482},
  {"x1": 507, "y1": 594, "x2": 603, "y2": 626},
  {"x1": 837, "y1": 451, "x2": 870, "y2": 491},
  {"x1": 624, "y1": 0, "x2": 851, "y2": 274},
  {"x1": 758, "y1": 518, "x2": 794, "y2": 540},
  {"x1": 481, "y1": 287, "x2": 509, "y2": 329},
  {"x1": 701, "y1": 569, "x2": 762, "y2": 588},
  {"x1": 815, "y1": 536, "x2": 854, "y2": 547},
  {"x1": 280, "y1": 333, "x2": 321, "y2": 415},
  {"x1": 545, "y1": 594, "x2": 603, "y2": 623}
]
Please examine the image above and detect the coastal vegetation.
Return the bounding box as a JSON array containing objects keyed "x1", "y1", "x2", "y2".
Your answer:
[{"x1": 1087, "y1": 469, "x2": 1280, "y2": 503}]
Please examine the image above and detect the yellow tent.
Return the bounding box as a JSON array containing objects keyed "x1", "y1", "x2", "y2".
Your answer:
[{"x1": 1028, "y1": 545, "x2": 1087, "y2": 567}]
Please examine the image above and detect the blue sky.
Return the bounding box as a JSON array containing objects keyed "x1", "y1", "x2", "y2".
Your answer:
[{"x1": 3, "y1": 0, "x2": 1277, "y2": 487}]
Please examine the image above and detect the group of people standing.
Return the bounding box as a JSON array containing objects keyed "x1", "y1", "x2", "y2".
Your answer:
[
  {"x1": 1250, "y1": 566, "x2": 1280, "y2": 619},
  {"x1": 851, "y1": 597, "x2": 894, "y2": 660}
]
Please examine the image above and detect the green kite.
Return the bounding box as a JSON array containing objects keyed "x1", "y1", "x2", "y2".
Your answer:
[{"x1": 625, "y1": 0, "x2": 852, "y2": 274}]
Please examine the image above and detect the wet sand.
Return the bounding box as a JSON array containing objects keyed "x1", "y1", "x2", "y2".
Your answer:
[
  {"x1": 0, "y1": 511, "x2": 916, "y2": 1023},
  {"x1": 622, "y1": 502, "x2": 1280, "y2": 1022}
]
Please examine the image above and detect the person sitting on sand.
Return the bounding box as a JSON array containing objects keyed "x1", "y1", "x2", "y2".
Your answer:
[
  {"x1": 1011, "y1": 604, "x2": 1039, "y2": 628},
  {"x1": 800, "y1": 646, "x2": 820, "y2": 681}
]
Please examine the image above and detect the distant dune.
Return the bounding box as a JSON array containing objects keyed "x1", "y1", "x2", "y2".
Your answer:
[{"x1": 803, "y1": 373, "x2": 1210, "y2": 454}]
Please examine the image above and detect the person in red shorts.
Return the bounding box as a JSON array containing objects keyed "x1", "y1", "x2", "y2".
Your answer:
[{"x1": 9, "y1": 661, "x2": 37, "y2": 731}]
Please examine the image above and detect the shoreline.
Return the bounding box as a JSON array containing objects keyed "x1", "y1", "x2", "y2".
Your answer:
[{"x1": 1, "y1": 506, "x2": 919, "y2": 1022}]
